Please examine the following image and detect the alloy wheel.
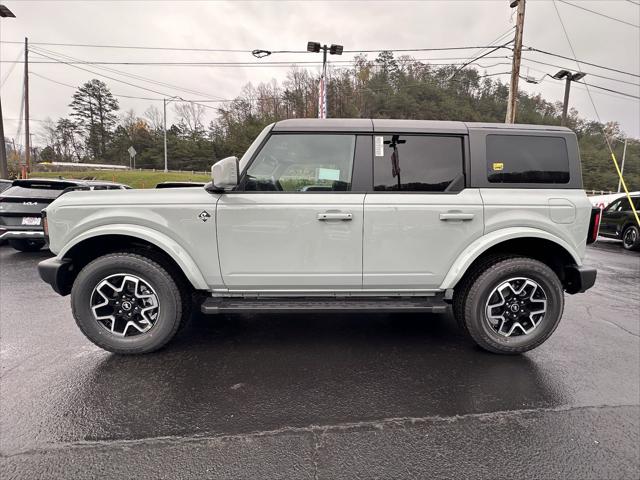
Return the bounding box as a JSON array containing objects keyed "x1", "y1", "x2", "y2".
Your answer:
[
  {"x1": 485, "y1": 277, "x2": 547, "y2": 337},
  {"x1": 90, "y1": 273, "x2": 160, "y2": 337}
]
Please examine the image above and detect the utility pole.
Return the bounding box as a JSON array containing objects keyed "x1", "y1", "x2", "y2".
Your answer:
[
  {"x1": 0, "y1": 5, "x2": 16, "y2": 179},
  {"x1": 505, "y1": 0, "x2": 526, "y2": 124},
  {"x1": 617, "y1": 139, "x2": 628, "y2": 193},
  {"x1": 163, "y1": 98, "x2": 168, "y2": 173},
  {"x1": 0, "y1": 97, "x2": 7, "y2": 179},
  {"x1": 24, "y1": 37, "x2": 30, "y2": 173}
]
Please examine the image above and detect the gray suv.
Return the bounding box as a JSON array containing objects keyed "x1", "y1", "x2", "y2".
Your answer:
[{"x1": 38, "y1": 119, "x2": 598, "y2": 355}]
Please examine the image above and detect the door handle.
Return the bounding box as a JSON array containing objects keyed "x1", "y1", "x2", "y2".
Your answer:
[
  {"x1": 439, "y1": 212, "x2": 475, "y2": 221},
  {"x1": 317, "y1": 212, "x2": 353, "y2": 221}
]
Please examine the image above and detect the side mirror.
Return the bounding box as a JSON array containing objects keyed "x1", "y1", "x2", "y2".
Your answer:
[{"x1": 210, "y1": 156, "x2": 239, "y2": 192}]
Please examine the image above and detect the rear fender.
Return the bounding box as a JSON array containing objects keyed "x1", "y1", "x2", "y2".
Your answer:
[{"x1": 439, "y1": 227, "x2": 582, "y2": 290}]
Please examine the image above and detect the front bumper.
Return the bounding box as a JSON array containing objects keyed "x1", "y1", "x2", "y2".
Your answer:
[
  {"x1": 38, "y1": 257, "x2": 73, "y2": 296},
  {"x1": 564, "y1": 265, "x2": 597, "y2": 294},
  {"x1": 0, "y1": 228, "x2": 45, "y2": 241}
]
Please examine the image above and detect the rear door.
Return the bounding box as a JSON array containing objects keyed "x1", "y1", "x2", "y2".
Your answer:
[
  {"x1": 363, "y1": 134, "x2": 483, "y2": 290},
  {"x1": 216, "y1": 133, "x2": 367, "y2": 291}
]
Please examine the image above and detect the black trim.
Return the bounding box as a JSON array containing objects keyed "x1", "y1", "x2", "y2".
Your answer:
[
  {"x1": 38, "y1": 257, "x2": 73, "y2": 296},
  {"x1": 564, "y1": 265, "x2": 597, "y2": 294}
]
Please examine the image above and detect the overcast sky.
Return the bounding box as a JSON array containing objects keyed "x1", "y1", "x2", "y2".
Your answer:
[{"x1": 1, "y1": 0, "x2": 639, "y2": 148}]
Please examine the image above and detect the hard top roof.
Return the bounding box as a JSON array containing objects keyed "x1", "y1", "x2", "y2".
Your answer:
[{"x1": 272, "y1": 118, "x2": 572, "y2": 134}]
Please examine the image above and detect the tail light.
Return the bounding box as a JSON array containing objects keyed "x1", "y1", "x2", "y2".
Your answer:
[
  {"x1": 42, "y1": 210, "x2": 49, "y2": 240},
  {"x1": 587, "y1": 207, "x2": 601, "y2": 244}
]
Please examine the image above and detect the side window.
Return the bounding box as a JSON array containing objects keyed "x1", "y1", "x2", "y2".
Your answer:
[
  {"x1": 486, "y1": 135, "x2": 570, "y2": 184},
  {"x1": 244, "y1": 134, "x2": 355, "y2": 192},
  {"x1": 373, "y1": 135, "x2": 464, "y2": 192},
  {"x1": 619, "y1": 198, "x2": 632, "y2": 212},
  {"x1": 606, "y1": 200, "x2": 621, "y2": 212}
]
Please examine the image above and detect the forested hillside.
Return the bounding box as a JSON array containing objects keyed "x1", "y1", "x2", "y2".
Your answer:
[{"x1": 29, "y1": 52, "x2": 639, "y2": 191}]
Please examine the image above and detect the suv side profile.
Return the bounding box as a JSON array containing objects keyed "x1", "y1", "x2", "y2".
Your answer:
[
  {"x1": 599, "y1": 194, "x2": 640, "y2": 250},
  {"x1": 38, "y1": 119, "x2": 598, "y2": 355},
  {"x1": 0, "y1": 178, "x2": 130, "y2": 252}
]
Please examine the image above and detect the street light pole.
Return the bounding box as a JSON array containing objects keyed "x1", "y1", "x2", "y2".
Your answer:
[
  {"x1": 163, "y1": 96, "x2": 182, "y2": 173},
  {"x1": 163, "y1": 98, "x2": 168, "y2": 173},
  {"x1": 552, "y1": 70, "x2": 586, "y2": 126},
  {"x1": 618, "y1": 139, "x2": 628, "y2": 193},
  {"x1": 306, "y1": 42, "x2": 343, "y2": 118}
]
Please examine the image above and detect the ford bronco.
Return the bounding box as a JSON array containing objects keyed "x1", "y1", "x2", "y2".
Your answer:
[{"x1": 38, "y1": 119, "x2": 598, "y2": 354}]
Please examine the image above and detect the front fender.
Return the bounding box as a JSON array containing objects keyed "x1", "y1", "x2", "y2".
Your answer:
[
  {"x1": 439, "y1": 227, "x2": 582, "y2": 290},
  {"x1": 58, "y1": 224, "x2": 209, "y2": 290}
]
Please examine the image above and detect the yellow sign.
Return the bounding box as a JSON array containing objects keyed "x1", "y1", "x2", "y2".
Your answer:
[{"x1": 492, "y1": 162, "x2": 504, "y2": 171}]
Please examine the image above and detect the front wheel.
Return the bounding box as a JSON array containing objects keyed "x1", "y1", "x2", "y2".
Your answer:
[
  {"x1": 455, "y1": 257, "x2": 564, "y2": 354},
  {"x1": 71, "y1": 252, "x2": 186, "y2": 354},
  {"x1": 622, "y1": 225, "x2": 640, "y2": 251},
  {"x1": 8, "y1": 239, "x2": 46, "y2": 252}
]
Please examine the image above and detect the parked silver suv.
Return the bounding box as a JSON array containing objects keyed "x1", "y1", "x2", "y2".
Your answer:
[{"x1": 38, "y1": 119, "x2": 598, "y2": 354}]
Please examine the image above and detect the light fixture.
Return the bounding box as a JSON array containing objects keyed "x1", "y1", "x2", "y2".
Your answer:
[
  {"x1": 552, "y1": 70, "x2": 571, "y2": 80},
  {"x1": 329, "y1": 44, "x2": 343, "y2": 55},
  {"x1": 307, "y1": 41, "x2": 321, "y2": 53}
]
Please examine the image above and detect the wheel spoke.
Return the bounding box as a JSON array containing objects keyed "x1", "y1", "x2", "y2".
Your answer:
[
  {"x1": 485, "y1": 277, "x2": 548, "y2": 338},
  {"x1": 90, "y1": 273, "x2": 160, "y2": 337}
]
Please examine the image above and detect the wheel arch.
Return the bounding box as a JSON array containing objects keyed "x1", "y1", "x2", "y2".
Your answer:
[
  {"x1": 441, "y1": 228, "x2": 581, "y2": 292},
  {"x1": 58, "y1": 226, "x2": 209, "y2": 293}
]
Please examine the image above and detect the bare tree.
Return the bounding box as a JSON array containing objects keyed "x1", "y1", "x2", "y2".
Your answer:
[
  {"x1": 174, "y1": 102, "x2": 205, "y2": 135},
  {"x1": 144, "y1": 105, "x2": 163, "y2": 131}
]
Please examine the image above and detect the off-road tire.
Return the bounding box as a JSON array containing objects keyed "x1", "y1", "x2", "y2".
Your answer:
[
  {"x1": 456, "y1": 257, "x2": 564, "y2": 354},
  {"x1": 71, "y1": 252, "x2": 186, "y2": 354},
  {"x1": 452, "y1": 254, "x2": 518, "y2": 333},
  {"x1": 8, "y1": 239, "x2": 46, "y2": 252},
  {"x1": 622, "y1": 224, "x2": 640, "y2": 251}
]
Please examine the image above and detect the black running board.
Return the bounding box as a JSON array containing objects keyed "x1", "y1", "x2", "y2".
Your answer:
[{"x1": 201, "y1": 296, "x2": 447, "y2": 314}]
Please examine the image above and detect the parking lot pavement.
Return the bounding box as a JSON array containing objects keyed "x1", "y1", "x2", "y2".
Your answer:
[{"x1": 1, "y1": 241, "x2": 638, "y2": 479}]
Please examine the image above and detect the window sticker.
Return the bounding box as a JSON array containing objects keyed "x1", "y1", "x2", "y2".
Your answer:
[
  {"x1": 375, "y1": 136, "x2": 384, "y2": 157},
  {"x1": 492, "y1": 162, "x2": 504, "y2": 171},
  {"x1": 317, "y1": 167, "x2": 341, "y2": 181}
]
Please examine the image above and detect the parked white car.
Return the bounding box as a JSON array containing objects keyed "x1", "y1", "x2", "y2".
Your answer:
[{"x1": 39, "y1": 119, "x2": 598, "y2": 355}]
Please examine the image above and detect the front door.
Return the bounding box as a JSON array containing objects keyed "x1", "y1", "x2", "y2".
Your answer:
[
  {"x1": 216, "y1": 133, "x2": 364, "y2": 291},
  {"x1": 363, "y1": 134, "x2": 484, "y2": 290}
]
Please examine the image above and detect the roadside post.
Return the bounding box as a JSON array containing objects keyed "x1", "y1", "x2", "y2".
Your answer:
[{"x1": 128, "y1": 146, "x2": 137, "y2": 170}]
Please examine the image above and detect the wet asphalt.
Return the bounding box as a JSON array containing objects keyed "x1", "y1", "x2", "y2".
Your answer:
[{"x1": 0, "y1": 240, "x2": 638, "y2": 479}]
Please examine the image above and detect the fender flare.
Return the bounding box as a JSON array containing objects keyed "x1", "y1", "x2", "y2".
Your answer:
[
  {"x1": 439, "y1": 227, "x2": 582, "y2": 290},
  {"x1": 58, "y1": 224, "x2": 209, "y2": 290}
]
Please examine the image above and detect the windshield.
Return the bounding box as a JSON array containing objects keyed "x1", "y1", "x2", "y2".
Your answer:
[{"x1": 238, "y1": 123, "x2": 274, "y2": 173}]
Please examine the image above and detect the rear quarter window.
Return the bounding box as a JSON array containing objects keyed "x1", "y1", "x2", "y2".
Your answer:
[{"x1": 486, "y1": 135, "x2": 570, "y2": 184}]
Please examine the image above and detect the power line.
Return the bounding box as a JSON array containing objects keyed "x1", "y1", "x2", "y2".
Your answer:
[
  {"x1": 523, "y1": 46, "x2": 640, "y2": 78},
  {"x1": 0, "y1": 39, "x2": 516, "y2": 55},
  {"x1": 30, "y1": 71, "x2": 234, "y2": 103},
  {"x1": 578, "y1": 81, "x2": 640, "y2": 100},
  {"x1": 0, "y1": 55, "x2": 512, "y2": 66},
  {"x1": 556, "y1": 0, "x2": 640, "y2": 28},
  {"x1": 520, "y1": 57, "x2": 640, "y2": 87},
  {"x1": 28, "y1": 49, "x2": 221, "y2": 111},
  {"x1": 29, "y1": 45, "x2": 227, "y2": 102},
  {"x1": 552, "y1": 0, "x2": 639, "y2": 225}
]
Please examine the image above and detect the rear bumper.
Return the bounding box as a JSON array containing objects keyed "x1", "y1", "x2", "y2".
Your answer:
[
  {"x1": 564, "y1": 265, "x2": 597, "y2": 294},
  {"x1": 0, "y1": 228, "x2": 45, "y2": 241},
  {"x1": 38, "y1": 257, "x2": 73, "y2": 296}
]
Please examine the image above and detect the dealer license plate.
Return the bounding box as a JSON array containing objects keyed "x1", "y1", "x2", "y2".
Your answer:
[{"x1": 21, "y1": 217, "x2": 41, "y2": 226}]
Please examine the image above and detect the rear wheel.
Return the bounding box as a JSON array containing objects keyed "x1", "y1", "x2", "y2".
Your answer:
[
  {"x1": 454, "y1": 257, "x2": 564, "y2": 354},
  {"x1": 8, "y1": 239, "x2": 46, "y2": 252},
  {"x1": 622, "y1": 224, "x2": 640, "y2": 251},
  {"x1": 71, "y1": 252, "x2": 187, "y2": 354}
]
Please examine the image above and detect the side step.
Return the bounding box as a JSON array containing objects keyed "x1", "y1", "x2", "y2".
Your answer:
[{"x1": 201, "y1": 296, "x2": 448, "y2": 314}]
